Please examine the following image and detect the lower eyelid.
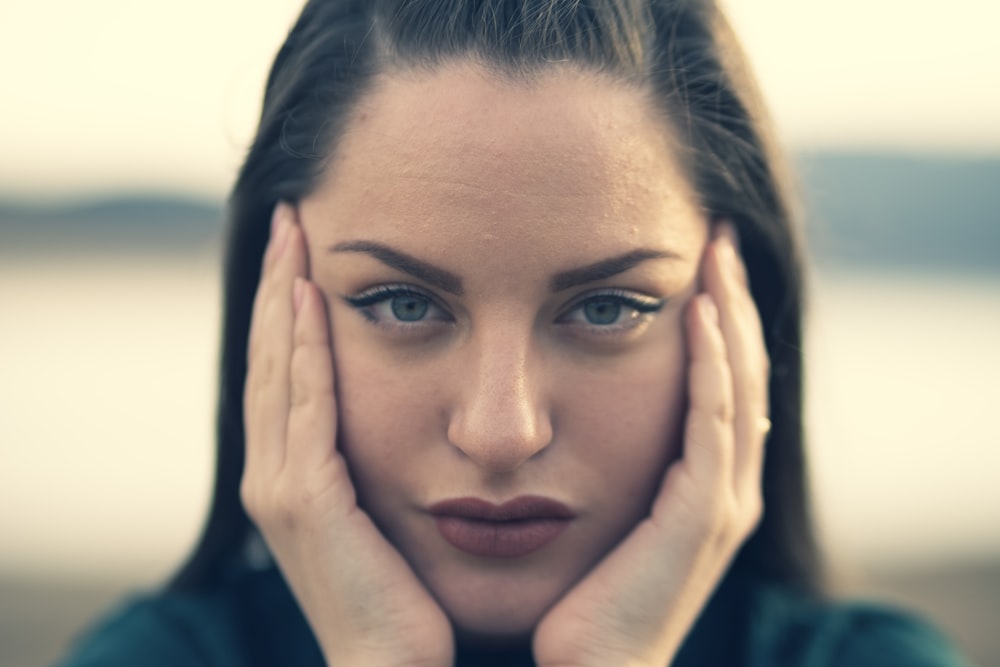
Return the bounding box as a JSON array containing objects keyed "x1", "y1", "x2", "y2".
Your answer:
[
  {"x1": 584, "y1": 311, "x2": 654, "y2": 332},
  {"x1": 556, "y1": 312, "x2": 658, "y2": 344}
]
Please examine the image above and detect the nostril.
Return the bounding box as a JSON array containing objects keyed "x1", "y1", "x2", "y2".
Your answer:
[
  {"x1": 446, "y1": 337, "x2": 553, "y2": 470},
  {"x1": 446, "y1": 400, "x2": 553, "y2": 472}
]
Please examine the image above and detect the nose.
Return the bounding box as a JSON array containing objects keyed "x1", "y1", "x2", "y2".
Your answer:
[{"x1": 446, "y1": 328, "x2": 553, "y2": 473}]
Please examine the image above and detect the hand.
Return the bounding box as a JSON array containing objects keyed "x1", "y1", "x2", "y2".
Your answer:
[
  {"x1": 532, "y1": 225, "x2": 769, "y2": 667},
  {"x1": 241, "y1": 203, "x2": 454, "y2": 667}
]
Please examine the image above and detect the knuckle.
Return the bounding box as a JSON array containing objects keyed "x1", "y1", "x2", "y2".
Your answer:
[
  {"x1": 242, "y1": 475, "x2": 296, "y2": 529},
  {"x1": 289, "y1": 343, "x2": 330, "y2": 410},
  {"x1": 247, "y1": 352, "x2": 278, "y2": 392},
  {"x1": 274, "y1": 476, "x2": 329, "y2": 524},
  {"x1": 696, "y1": 492, "x2": 731, "y2": 541},
  {"x1": 289, "y1": 375, "x2": 311, "y2": 410},
  {"x1": 240, "y1": 478, "x2": 261, "y2": 520},
  {"x1": 710, "y1": 494, "x2": 746, "y2": 544},
  {"x1": 711, "y1": 400, "x2": 736, "y2": 427},
  {"x1": 259, "y1": 352, "x2": 277, "y2": 386},
  {"x1": 270, "y1": 483, "x2": 300, "y2": 527}
]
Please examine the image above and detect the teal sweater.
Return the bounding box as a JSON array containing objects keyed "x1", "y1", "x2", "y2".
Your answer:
[{"x1": 54, "y1": 565, "x2": 971, "y2": 667}]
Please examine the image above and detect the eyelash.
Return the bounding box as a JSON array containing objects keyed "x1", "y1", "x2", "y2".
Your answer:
[
  {"x1": 558, "y1": 289, "x2": 665, "y2": 335},
  {"x1": 343, "y1": 284, "x2": 453, "y2": 329},
  {"x1": 342, "y1": 284, "x2": 665, "y2": 337}
]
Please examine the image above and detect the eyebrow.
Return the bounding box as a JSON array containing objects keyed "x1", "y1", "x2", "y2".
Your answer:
[
  {"x1": 550, "y1": 248, "x2": 678, "y2": 291},
  {"x1": 331, "y1": 241, "x2": 464, "y2": 295},
  {"x1": 330, "y1": 241, "x2": 678, "y2": 295}
]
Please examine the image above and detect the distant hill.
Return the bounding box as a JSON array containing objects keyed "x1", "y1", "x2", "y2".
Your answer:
[
  {"x1": 0, "y1": 194, "x2": 223, "y2": 252},
  {"x1": 796, "y1": 153, "x2": 1000, "y2": 272},
  {"x1": 1, "y1": 152, "x2": 998, "y2": 271}
]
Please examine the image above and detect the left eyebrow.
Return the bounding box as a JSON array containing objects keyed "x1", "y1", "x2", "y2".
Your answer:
[
  {"x1": 550, "y1": 249, "x2": 679, "y2": 291},
  {"x1": 330, "y1": 240, "x2": 464, "y2": 295}
]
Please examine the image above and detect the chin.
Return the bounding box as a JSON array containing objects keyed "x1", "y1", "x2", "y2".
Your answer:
[
  {"x1": 446, "y1": 599, "x2": 544, "y2": 648},
  {"x1": 429, "y1": 565, "x2": 569, "y2": 645}
]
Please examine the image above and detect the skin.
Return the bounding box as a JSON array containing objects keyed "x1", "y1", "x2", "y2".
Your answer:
[{"x1": 241, "y1": 63, "x2": 770, "y2": 667}]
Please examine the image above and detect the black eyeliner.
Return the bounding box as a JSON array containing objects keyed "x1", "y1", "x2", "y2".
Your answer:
[
  {"x1": 343, "y1": 284, "x2": 434, "y2": 308},
  {"x1": 575, "y1": 289, "x2": 666, "y2": 313}
]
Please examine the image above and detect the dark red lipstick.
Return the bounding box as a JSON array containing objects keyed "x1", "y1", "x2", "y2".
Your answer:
[{"x1": 429, "y1": 496, "x2": 574, "y2": 558}]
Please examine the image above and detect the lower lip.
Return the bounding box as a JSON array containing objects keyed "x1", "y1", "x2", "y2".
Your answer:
[{"x1": 434, "y1": 517, "x2": 570, "y2": 558}]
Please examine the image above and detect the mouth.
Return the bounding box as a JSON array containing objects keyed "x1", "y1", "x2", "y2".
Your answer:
[{"x1": 428, "y1": 496, "x2": 574, "y2": 558}]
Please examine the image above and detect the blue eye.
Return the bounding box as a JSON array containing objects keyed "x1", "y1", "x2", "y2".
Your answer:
[
  {"x1": 390, "y1": 294, "x2": 429, "y2": 321},
  {"x1": 344, "y1": 285, "x2": 449, "y2": 326},
  {"x1": 561, "y1": 290, "x2": 665, "y2": 330},
  {"x1": 582, "y1": 297, "x2": 623, "y2": 325}
]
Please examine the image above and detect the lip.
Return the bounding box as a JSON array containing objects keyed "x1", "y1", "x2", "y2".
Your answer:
[{"x1": 429, "y1": 496, "x2": 574, "y2": 558}]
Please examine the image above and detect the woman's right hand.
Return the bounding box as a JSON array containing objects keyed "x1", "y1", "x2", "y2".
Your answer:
[{"x1": 241, "y1": 202, "x2": 454, "y2": 667}]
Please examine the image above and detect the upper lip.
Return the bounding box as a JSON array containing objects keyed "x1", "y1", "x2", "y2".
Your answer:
[{"x1": 428, "y1": 495, "x2": 575, "y2": 521}]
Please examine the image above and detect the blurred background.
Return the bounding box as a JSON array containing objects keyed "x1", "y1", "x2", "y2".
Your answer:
[{"x1": 1, "y1": 1, "x2": 998, "y2": 665}]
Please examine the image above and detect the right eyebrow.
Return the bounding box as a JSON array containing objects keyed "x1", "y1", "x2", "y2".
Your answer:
[
  {"x1": 549, "y1": 248, "x2": 678, "y2": 291},
  {"x1": 329, "y1": 240, "x2": 464, "y2": 296}
]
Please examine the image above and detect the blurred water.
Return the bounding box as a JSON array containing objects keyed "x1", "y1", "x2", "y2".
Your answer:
[
  {"x1": 1, "y1": 253, "x2": 998, "y2": 583},
  {"x1": 807, "y1": 268, "x2": 1000, "y2": 567},
  {"x1": 0, "y1": 252, "x2": 219, "y2": 583}
]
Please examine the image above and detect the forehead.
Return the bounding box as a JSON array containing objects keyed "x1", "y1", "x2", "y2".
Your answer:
[{"x1": 303, "y1": 62, "x2": 704, "y2": 258}]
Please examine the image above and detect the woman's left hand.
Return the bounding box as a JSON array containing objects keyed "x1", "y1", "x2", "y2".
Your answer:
[{"x1": 532, "y1": 224, "x2": 770, "y2": 667}]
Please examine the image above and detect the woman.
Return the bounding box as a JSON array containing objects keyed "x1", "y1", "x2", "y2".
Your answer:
[{"x1": 58, "y1": 1, "x2": 970, "y2": 665}]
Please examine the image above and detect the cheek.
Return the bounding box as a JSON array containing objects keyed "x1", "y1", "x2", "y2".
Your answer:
[
  {"x1": 329, "y1": 325, "x2": 444, "y2": 503},
  {"x1": 556, "y1": 329, "x2": 688, "y2": 507}
]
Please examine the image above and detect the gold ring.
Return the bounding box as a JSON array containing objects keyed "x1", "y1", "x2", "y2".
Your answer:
[{"x1": 759, "y1": 417, "x2": 772, "y2": 434}]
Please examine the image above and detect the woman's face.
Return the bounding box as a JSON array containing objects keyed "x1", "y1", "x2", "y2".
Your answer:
[{"x1": 298, "y1": 63, "x2": 709, "y2": 641}]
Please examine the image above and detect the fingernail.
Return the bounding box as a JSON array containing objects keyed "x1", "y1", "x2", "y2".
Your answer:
[
  {"x1": 723, "y1": 224, "x2": 742, "y2": 252},
  {"x1": 718, "y1": 229, "x2": 748, "y2": 285},
  {"x1": 266, "y1": 204, "x2": 285, "y2": 260},
  {"x1": 699, "y1": 293, "x2": 719, "y2": 325},
  {"x1": 273, "y1": 204, "x2": 292, "y2": 258},
  {"x1": 270, "y1": 203, "x2": 283, "y2": 238},
  {"x1": 293, "y1": 277, "x2": 306, "y2": 314}
]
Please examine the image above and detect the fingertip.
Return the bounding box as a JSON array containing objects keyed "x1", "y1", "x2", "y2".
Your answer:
[
  {"x1": 270, "y1": 202, "x2": 285, "y2": 238},
  {"x1": 708, "y1": 223, "x2": 751, "y2": 298},
  {"x1": 281, "y1": 205, "x2": 313, "y2": 279},
  {"x1": 713, "y1": 221, "x2": 740, "y2": 250}
]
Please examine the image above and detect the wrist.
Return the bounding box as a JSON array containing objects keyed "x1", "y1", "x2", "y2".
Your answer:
[{"x1": 320, "y1": 641, "x2": 453, "y2": 667}]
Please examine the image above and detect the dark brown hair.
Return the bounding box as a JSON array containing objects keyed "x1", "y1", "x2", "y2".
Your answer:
[{"x1": 172, "y1": 0, "x2": 821, "y2": 597}]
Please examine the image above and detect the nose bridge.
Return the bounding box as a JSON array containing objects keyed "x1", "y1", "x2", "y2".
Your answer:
[{"x1": 447, "y1": 320, "x2": 552, "y2": 471}]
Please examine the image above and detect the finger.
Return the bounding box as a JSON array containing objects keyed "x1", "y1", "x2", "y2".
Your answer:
[
  {"x1": 247, "y1": 205, "x2": 284, "y2": 364},
  {"x1": 704, "y1": 223, "x2": 770, "y2": 500},
  {"x1": 249, "y1": 202, "x2": 300, "y2": 330},
  {"x1": 244, "y1": 202, "x2": 307, "y2": 480},
  {"x1": 286, "y1": 277, "x2": 341, "y2": 483},
  {"x1": 683, "y1": 293, "x2": 734, "y2": 492}
]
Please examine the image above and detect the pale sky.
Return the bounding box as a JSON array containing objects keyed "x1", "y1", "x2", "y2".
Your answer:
[{"x1": 1, "y1": 0, "x2": 998, "y2": 197}]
